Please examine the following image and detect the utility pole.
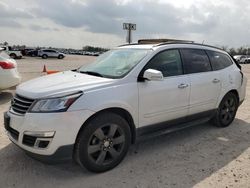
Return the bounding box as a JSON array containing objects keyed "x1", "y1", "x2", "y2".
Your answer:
[{"x1": 123, "y1": 23, "x2": 136, "y2": 44}]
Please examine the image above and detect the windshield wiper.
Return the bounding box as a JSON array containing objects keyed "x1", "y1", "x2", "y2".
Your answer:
[{"x1": 79, "y1": 71, "x2": 104, "y2": 77}]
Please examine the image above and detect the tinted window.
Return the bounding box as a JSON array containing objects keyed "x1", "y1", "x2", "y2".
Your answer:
[
  {"x1": 181, "y1": 49, "x2": 212, "y2": 74},
  {"x1": 144, "y1": 49, "x2": 183, "y2": 77},
  {"x1": 206, "y1": 51, "x2": 233, "y2": 70}
]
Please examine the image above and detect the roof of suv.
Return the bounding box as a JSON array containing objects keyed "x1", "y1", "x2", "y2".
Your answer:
[{"x1": 119, "y1": 42, "x2": 225, "y2": 53}]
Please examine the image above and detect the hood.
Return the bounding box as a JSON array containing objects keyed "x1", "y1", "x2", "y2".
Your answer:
[{"x1": 16, "y1": 71, "x2": 114, "y2": 99}]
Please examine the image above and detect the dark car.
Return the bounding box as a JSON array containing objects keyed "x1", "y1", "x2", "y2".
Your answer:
[{"x1": 27, "y1": 50, "x2": 39, "y2": 57}]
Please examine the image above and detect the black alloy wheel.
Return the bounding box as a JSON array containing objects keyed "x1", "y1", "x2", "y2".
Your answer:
[
  {"x1": 87, "y1": 124, "x2": 125, "y2": 166},
  {"x1": 212, "y1": 92, "x2": 238, "y2": 127},
  {"x1": 74, "y1": 112, "x2": 131, "y2": 172}
]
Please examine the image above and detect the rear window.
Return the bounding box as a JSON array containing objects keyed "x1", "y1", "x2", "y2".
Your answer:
[
  {"x1": 181, "y1": 49, "x2": 212, "y2": 74},
  {"x1": 206, "y1": 51, "x2": 233, "y2": 70}
]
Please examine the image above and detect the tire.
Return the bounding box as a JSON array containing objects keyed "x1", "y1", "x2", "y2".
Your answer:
[
  {"x1": 42, "y1": 54, "x2": 48, "y2": 59},
  {"x1": 211, "y1": 92, "x2": 239, "y2": 127},
  {"x1": 58, "y1": 55, "x2": 63, "y2": 59},
  {"x1": 9, "y1": 53, "x2": 16, "y2": 59},
  {"x1": 74, "y1": 112, "x2": 131, "y2": 172}
]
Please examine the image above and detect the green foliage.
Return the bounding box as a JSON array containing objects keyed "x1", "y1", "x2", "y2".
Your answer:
[{"x1": 226, "y1": 46, "x2": 250, "y2": 56}]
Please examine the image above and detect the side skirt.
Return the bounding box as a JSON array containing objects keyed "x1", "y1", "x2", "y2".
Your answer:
[{"x1": 136, "y1": 109, "x2": 216, "y2": 141}]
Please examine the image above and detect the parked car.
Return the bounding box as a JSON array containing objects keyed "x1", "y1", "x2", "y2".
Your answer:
[
  {"x1": 4, "y1": 42, "x2": 247, "y2": 172},
  {"x1": 0, "y1": 46, "x2": 22, "y2": 59},
  {"x1": 233, "y1": 55, "x2": 244, "y2": 62},
  {"x1": 0, "y1": 50, "x2": 21, "y2": 90},
  {"x1": 38, "y1": 49, "x2": 65, "y2": 59},
  {"x1": 27, "y1": 49, "x2": 39, "y2": 57},
  {"x1": 21, "y1": 48, "x2": 34, "y2": 56},
  {"x1": 239, "y1": 55, "x2": 250, "y2": 64}
]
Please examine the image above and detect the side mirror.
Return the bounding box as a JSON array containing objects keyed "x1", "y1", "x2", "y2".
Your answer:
[{"x1": 143, "y1": 69, "x2": 164, "y2": 81}]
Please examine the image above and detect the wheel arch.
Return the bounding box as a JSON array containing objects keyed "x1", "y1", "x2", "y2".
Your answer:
[
  {"x1": 75, "y1": 107, "x2": 137, "y2": 145},
  {"x1": 228, "y1": 89, "x2": 239, "y2": 103},
  {"x1": 217, "y1": 89, "x2": 240, "y2": 108},
  {"x1": 9, "y1": 53, "x2": 16, "y2": 57}
]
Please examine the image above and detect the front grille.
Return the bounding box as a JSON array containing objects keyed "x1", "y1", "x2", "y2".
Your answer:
[
  {"x1": 5, "y1": 123, "x2": 19, "y2": 141},
  {"x1": 11, "y1": 94, "x2": 34, "y2": 115},
  {"x1": 23, "y1": 135, "x2": 37, "y2": 147}
]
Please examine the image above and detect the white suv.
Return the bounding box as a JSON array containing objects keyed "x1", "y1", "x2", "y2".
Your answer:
[
  {"x1": 4, "y1": 42, "x2": 247, "y2": 172},
  {"x1": 38, "y1": 49, "x2": 65, "y2": 59}
]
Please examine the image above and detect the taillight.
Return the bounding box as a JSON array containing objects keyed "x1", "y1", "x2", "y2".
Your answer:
[{"x1": 0, "y1": 61, "x2": 15, "y2": 69}]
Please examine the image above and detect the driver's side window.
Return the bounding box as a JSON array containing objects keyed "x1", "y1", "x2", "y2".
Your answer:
[{"x1": 145, "y1": 49, "x2": 183, "y2": 77}]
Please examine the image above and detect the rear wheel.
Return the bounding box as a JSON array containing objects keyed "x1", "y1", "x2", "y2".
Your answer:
[
  {"x1": 212, "y1": 92, "x2": 238, "y2": 127},
  {"x1": 74, "y1": 112, "x2": 131, "y2": 172}
]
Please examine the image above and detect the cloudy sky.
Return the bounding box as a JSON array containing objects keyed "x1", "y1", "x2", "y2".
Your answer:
[{"x1": 0, "y1": 0, "x2": 249, "y2": 49}]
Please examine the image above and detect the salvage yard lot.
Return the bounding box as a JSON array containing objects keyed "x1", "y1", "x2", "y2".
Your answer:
[{"x1": 0, "y1": 55, "x2": 250, "y2": 188}]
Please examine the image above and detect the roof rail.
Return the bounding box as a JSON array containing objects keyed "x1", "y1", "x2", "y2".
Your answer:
[
  {"x1": 154, "y1": 41, "x2": 194, "y2": 47},
  {"x1": 118, "y1": 43, "x2": 141, "y2": 47},
  {"x1": 138, "y1": 38, "x2": 193, "y2": 44},
  {"x1": 154, "y1": 41, "x2": 223, "y2": 50},
  {"x1": 118, "y1": 39, "x2": 224, "y2": 51}
]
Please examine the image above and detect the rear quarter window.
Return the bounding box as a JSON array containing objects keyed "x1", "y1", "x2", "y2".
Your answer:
[{"x1": 206, "y1": 50, "x2": 233, "y2": 70}]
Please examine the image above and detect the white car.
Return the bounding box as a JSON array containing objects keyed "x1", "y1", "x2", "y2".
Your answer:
[
  {"x1": 0, "y1": 46, "x2": 22, "y2": 59},
  {"x1": 0, "y1": 51, "x2": 21, "y2": 90},
  {"x1": 4, "y1": 42, "x2": 247, "y2": 172},
  {"x1": 239, "y1": 55, "x2": 250, "y2": 64},
  {"x1": 38, "y1": 49, "x2": 65, "y2": 59}
]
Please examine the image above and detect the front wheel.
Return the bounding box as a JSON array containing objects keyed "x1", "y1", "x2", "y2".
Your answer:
[
  {"x1": 58, "y1": 55, "x2": 64, "y2": 59},
  {"x1": 211, "y1": 92, "x2": 238, "y2": 127},
  {"x1": 74, "y1": 112, "x2": 131, "y2": 172},
  {"x1": 42, "y1": 54, "x2": 48, "y2": 59},
  {"x1": 9, "y1": 53, "x2": 17, "y2": 59}
]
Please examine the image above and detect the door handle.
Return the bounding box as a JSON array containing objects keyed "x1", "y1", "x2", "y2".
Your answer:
[
  {"x1": 212, "y1": 78, "x2": 220, "y2": 83},
  {"x1": 178, "y1": 83, "x2": 189, "y2": 89}
]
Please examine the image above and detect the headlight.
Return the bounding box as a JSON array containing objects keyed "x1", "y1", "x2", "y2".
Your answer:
[{"x1": 29, "y1": 92, "x2": 82, "y2": 113}]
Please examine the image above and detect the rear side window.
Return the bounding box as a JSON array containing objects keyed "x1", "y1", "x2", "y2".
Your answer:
[
  {"x1": 144, "y1": 49, "x2": 183, "y2": 77},
  {"x1": 206, "y1": 51, "x2": 233, "y2": 70},
  {"x1": 181, "y1": 49, "x2": 212, "y2": 74}
]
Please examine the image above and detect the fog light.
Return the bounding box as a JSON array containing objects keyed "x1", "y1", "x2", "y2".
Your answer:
[
  {"x1": 24, "y1": 131, "x2": 55, "y2": 138},
  {"x1": 38, "y1": 140, "x2": 50, "y2": 148}
]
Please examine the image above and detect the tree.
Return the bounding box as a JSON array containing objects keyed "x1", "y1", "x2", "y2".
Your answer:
[{"x1": 229, "y1": 48, "x2": 236, "y2": 56}]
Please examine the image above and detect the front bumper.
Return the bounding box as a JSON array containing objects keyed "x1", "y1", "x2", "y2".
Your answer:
[{"x1": 4, "y1": 109, "x2": 95, "y2": 162}]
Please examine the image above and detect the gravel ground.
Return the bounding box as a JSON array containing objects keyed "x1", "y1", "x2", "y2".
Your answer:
[{"x1": 0, "y1": 55, "x2": 250, "y2": 188}]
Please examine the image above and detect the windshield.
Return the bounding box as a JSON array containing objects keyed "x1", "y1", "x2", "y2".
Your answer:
[{"x1": 78, "y1": 48, "x2": 150, "y2": 78}]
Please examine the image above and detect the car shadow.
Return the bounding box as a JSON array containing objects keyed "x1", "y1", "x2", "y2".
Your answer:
[
  {"x1": 0, "y1": 119, "x2": 250, "y2": 188},
  {"x1": 0, "y1": 91, "x2": 13, "y2": 105}
]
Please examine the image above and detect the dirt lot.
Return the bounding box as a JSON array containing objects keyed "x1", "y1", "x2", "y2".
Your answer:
[{"x1": 1, "y1": 55, "x2": 250, "y2": 188}]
